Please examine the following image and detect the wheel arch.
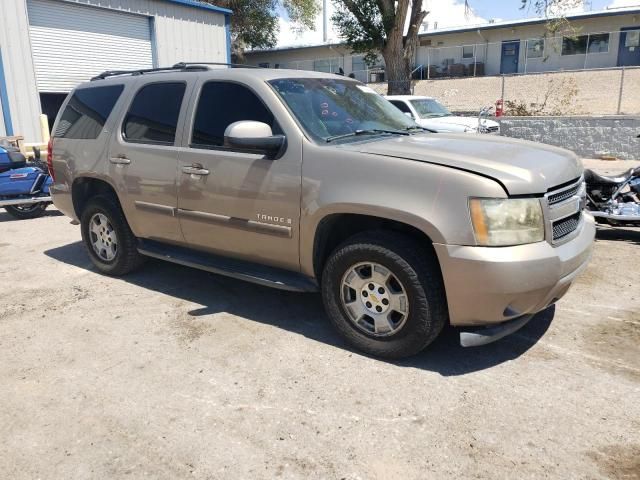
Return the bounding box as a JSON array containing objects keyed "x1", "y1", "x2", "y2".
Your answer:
[
  {"x1": 308, "y1": 208, "x2": 444, "y2": 280},
  {"x1": 71, "y1": 175, "x2": 120, "y2": 219}
]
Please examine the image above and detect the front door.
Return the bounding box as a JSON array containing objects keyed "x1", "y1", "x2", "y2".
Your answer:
[
  {"x1": 176, "y1": 80, "x2": 302, "y2": 272},
  {"x1": 500, "y1": 40, "x2": 520, "y2": 74},
  {"x1": 617, "y1": 27, "x2": 640, "y2": 67}
]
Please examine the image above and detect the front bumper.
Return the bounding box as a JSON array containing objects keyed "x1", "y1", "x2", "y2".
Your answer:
[{"x1": 433, "y1": 213, "x2": 595, "y2": 327}]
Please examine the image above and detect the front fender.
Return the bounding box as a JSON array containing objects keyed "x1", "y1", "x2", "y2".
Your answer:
[{"x1": 300, "y1": 203, "x2": 446, "y2": 277}]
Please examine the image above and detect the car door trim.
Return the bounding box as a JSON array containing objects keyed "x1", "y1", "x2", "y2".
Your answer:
[
  {"x1": 177, "y1": 209, "x2": 292, "y2": 237},
  {"x1": 134, "y1": 201, "x2": 176, "y2": 216}
]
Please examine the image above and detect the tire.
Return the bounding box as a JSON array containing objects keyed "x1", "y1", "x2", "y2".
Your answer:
[
  {"x1": 4, "y1": 203, "x2": 48, "y2": 219},
  {"x1": 321, "y1": 231, "x2": 448, "y2": 359},
  {"x1": 80, "y1": 194, "x2": 144, "y2": 276}
]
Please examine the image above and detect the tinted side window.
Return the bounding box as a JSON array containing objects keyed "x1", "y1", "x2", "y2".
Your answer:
[
  {"x1": 389, "y1": 100, "x2": 411, "y2": 113},
  {"x1": 55, "y1": 85, "x2": 124, "y2": 139},
  {"x1": 123, "y1": 83, "x2": 186, "y2": 145},
  {"x1": 192, "y1": 82, "x2": 276, "y2": 148}
]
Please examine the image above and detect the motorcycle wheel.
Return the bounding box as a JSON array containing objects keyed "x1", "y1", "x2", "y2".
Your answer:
[{"x1": 4, "y1": 203, "x2": 48, "y2": 220}]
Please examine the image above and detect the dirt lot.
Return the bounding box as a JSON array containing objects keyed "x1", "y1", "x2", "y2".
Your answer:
[{"x1": 1, "y1": 163, "x2": 639, "y2": 479}]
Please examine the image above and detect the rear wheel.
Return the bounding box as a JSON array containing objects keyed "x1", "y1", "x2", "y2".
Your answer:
[
  {"x1": 80, "y1": 194, "x2": 144, "y2": 275},
  {"x1": 321, "y1": 231, "x2": 448, "y2": 359},
  {"x1": 4, "y1": 203, "x2": 48, "y2": 219}
]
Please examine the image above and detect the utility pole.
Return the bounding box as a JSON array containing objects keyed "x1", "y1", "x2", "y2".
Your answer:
[{"x1": 323, "y1": 0, "x2": 328, "y2": 43}]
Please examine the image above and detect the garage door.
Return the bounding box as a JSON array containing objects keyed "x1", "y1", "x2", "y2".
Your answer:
[{"x1": 27, "y1": 0, "x2": 154, "y2": 92}]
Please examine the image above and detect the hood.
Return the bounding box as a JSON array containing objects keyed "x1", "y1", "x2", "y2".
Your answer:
[
  {"x1": 417, "y1": 116, "x2": 499, "y2": 132},
  {"x1": 341, "y1": 133, "x2": 582, "y2": 195}
]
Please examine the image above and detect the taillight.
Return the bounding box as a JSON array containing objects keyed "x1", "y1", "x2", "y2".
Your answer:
[{"x1": 47, "y1": 138, "x2": 55, "y2": 181}]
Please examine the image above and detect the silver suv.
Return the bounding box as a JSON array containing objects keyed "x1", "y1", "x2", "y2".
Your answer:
[{"x1": 48, "y1": 63, "x2": 594, "y2": 358}]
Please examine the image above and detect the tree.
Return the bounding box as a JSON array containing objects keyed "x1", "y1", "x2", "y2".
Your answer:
[
  {"x1": 332, "y1": 0, "x2": 581, "y2": 95},
  {"x1": 203, "y1": 0, "x2": 319, "y2": 62},
  {"x1": 332, "y1": 0, "x2": 427, "y2": 94}
]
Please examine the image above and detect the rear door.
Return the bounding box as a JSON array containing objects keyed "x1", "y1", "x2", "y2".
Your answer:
[
  {"x1": 176, "y1": 80, "x2": 302, "y2": 271},
  {"x1": 108, "y1": 80, "x2": 192, "y2": 243}
]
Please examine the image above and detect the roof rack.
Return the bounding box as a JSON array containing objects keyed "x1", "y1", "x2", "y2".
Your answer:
[
  {"x1": 91, "y1": 62, "x2": 261, "y2": 81},
  {"x1": 172, "y1": 61, "x2": 262, "y2": 69}
]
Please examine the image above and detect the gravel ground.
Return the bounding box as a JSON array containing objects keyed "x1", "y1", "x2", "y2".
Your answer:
[{"x1": 1, "y1": 161, "x2": 639, "y2": 479}]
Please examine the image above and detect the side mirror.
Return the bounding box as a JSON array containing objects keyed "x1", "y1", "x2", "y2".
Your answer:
[
  {"x1": 404, "y1": 112, "x2": 414, "y2": 119},
  {"x1": 224, "y1": 121, "x2": 286, "y2": 159}
]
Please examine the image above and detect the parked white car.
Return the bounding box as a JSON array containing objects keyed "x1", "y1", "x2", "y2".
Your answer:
[{"x1": 386, "y1": 95, "x2": 500, "y2": 134}]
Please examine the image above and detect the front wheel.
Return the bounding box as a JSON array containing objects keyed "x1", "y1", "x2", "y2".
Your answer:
[
  {"x1": 321, "y1": 231, "x2": 448, "y2": 359},
  {"x1": 4, "y1": 203, "x2": 48, "y2": 219}
]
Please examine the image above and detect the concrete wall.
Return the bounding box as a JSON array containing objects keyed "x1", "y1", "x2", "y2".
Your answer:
[
  {"x1": 499, "y1": 116, "x2": 640, "y2": 160},
  {"x1": 0, "y1": 0, "x2": 229, "y2": 144}
]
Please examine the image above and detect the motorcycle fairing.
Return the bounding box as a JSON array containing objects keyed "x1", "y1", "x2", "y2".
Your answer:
[{"x1": 0, "y1": 167, "x2": 46, "y2": 196}]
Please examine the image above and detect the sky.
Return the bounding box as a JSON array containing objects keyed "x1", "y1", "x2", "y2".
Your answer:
[{"x1": 275, "y1": 0, "x2": 640, "y2": 47}]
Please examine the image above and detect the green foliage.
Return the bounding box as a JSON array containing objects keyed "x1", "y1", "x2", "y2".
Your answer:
[
  {"x1": 505, "y1": 77, "x2": 579, "y2": 116},
  {"x1": 331, "y1": 0, "x2": 383, "y2": 63},
  {"x1": 202, "y1": 0, "x2": 319, "y2": 59}
]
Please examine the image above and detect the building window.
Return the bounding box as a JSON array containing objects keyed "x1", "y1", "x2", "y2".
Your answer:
[
  {"x1": 588, "y1": 33, "x2": 610, "y2": 53},
  {"x1": 562, "y1": 35, "x2": 588, "y2": 55},
  {"x1": 625, "y1": 29, "x2": 640, "y2": 47},
  {"x1": 462, "y1": 45, "x2": 475, "y2": 58},
  {"x1": 526, "y1": 38, "x2": 545, "y2": 58},
  {"x1": 352, "y1": 55, "x2": 366, "y2": 72},
  {"x1": 313, "y1": 58, "x2": 342, "y2": 73}
]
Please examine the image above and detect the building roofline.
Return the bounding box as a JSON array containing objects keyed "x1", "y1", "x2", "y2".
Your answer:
[
  {"x1": 246, "y1": 6, "x2": 640, "y2": 54},
  {"x1": 162, "y1": 0, "x2": 232, "y2": 16},
  {"x1": 418, "y1": 6, "x2": 640, "y2": 38},
  {"x1": 248, "y1": 42, "x2": 345, "y2": 55}
]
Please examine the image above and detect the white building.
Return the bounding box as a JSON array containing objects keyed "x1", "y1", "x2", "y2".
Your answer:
[
  {"x1": 245, "y1": 7, "x2": 640, "y2": 82},
  {"x1": 0, "y1": 0, "x2": 231, "y2": 144}
]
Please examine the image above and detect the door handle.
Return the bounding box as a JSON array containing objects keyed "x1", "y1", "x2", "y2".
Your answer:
[
  {"x1": 182, "y1": 165, "x2": 210, "y2": 176},
  {"x1": 110, "y1": 155, "x2": 130, "y2": 165}
]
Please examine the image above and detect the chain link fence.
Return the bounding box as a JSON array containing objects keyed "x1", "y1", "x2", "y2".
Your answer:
[{"x1": 368, "y1": 67, "x2": 640, "y2": 116}]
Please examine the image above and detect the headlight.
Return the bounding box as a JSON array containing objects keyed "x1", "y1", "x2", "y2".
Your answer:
[{"x1": 469, "y1": 198, "x2": 544, "y2": 246}]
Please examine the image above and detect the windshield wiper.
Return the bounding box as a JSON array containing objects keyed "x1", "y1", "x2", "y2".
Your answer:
[
  {"x1": 325, "y1": 129, "x2": 410, "y2": 143},
  {"x1": 405, "y1": 126, "x2": 437, "y2": 133}
]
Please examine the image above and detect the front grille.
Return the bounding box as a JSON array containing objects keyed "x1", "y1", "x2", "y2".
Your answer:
[
  {"x1": 486, "y1": 126, "x2": 499, "y2": 133},
  {"x1": 548, "y1": 182, "x2": 580, "y2": 205},
  {"x1": 552, "y1": 212, "x2": 581, "y2": 241}
]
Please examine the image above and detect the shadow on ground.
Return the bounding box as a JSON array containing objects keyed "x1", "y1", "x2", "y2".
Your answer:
[
  {"x1": 45, "y1": 241, "x2": 553, "y2": 376},
  {"x1": 596, "y1": 226, "x2": 640, "y2": 246},
  {"x1": 0, "y1": 209, "x2": 64, "y2": 223}
]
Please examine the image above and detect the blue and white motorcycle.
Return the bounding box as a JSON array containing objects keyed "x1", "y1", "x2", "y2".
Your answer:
[{"x1": 0, "y1": 143, "x2": 52, "y2": 219}]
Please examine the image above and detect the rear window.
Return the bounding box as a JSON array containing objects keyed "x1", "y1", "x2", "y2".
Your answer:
[
  {"x1": 54, "y1": 85, "x2": 124, "y2": 139},
  {"x1": 123, "y1": 82, "x2": 186, "y2": 145}
]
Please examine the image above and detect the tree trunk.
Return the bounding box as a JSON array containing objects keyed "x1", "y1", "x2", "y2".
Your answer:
[
  {"x1": 381, "y1": 0, "x2": 427, "y2": 95},
  {"x1": 383, "y1": 47, "x2": 412, "y2": 95}
]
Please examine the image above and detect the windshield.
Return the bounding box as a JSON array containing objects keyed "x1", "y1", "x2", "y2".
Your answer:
[
  {"x1": 409, "y1": 98, "x2": 452, "y2": 118},
  {"x1": 268, "y1": 78, "x2": 418, "y2": 143}
]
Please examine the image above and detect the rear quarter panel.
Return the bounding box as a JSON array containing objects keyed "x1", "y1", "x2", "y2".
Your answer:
[{"x1": 49, "y1": 79, "x2": 135, "y2": 222}]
